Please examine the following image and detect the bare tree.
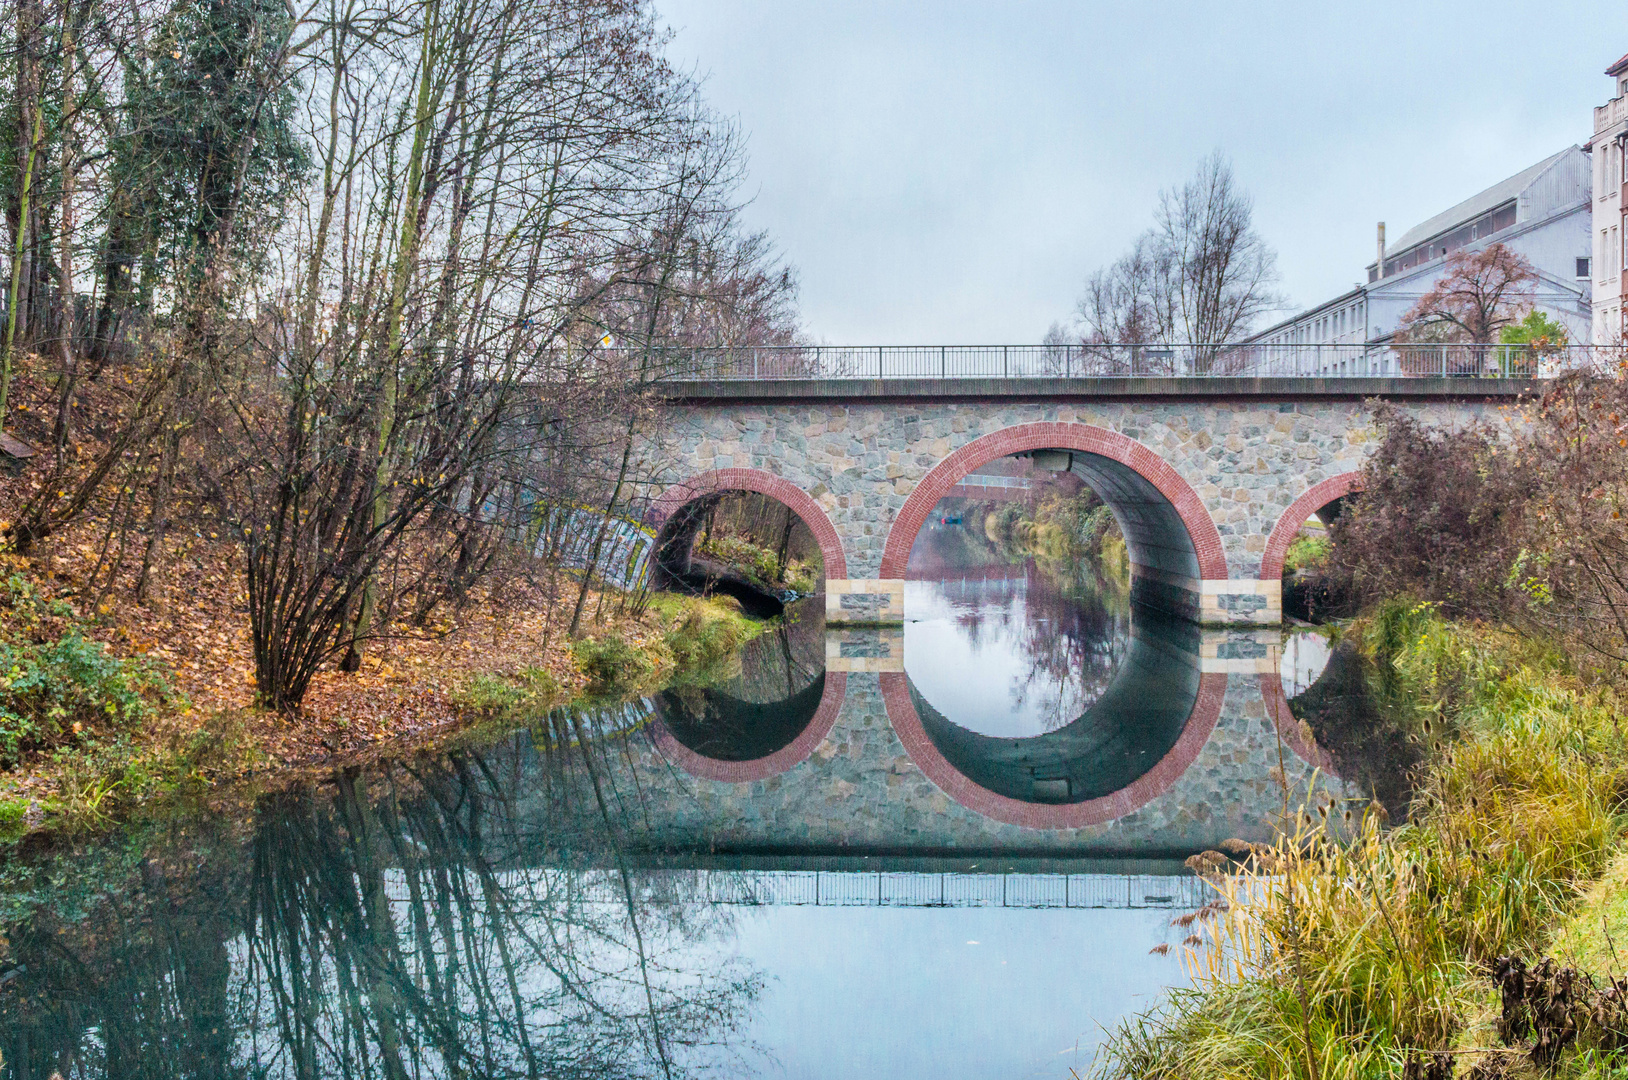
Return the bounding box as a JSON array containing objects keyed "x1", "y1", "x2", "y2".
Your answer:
[
  {"x1": 1075, "y1": 233, "x2": 1170, "y2": 346},
  {"x1": 1061, "y1": 152, "x2": 1282, "y2": 372}
]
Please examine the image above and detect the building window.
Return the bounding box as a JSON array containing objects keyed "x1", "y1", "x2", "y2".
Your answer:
[{"x1": 1579, "y1": 257, "x2": 1592, "y2": 278}]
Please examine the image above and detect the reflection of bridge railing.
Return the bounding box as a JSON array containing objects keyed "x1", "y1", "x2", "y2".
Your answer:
[
  {"x1": 643, "y1": 343, "x2": 1611, "y2": 380},
  {"x1": 693, "y1": 870, "x2": 1209, "y2": 909}
]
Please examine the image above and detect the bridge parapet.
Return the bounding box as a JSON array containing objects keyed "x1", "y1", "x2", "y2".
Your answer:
[{"x1": 636, "y1": 342, "x2": 1599, "y2": 382}]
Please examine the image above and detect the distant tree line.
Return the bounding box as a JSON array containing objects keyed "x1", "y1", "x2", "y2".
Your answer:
[{"x1": 0, "y1": 0, "x2": 799, "y2": 709}]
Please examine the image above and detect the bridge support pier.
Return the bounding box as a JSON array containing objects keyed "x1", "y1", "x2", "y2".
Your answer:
[{"x1": 825, "y1": 579, "x2": 905, "y2": 624}]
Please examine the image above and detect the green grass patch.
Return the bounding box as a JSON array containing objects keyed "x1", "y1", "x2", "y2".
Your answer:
[
  {"x1": 452, "y1": 666, "x2": 564, "y2": 723},
  {"x1": 1092, "y1": 602, "x2": 1628, "y2": 1079},
  {"x1": 572, "y1": 633, "x2": 655, "y2": 696},
  {"x1": 1548, "y1": 850, "x2": 1628, "y2": 981}
]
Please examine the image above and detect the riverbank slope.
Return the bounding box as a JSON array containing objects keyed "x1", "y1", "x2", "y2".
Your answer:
[{"x1": 1093, "y1": 602, "x2": 1628, "y2": 1078}]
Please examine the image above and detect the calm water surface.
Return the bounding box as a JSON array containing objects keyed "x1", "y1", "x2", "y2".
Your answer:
[{"x1": 0, "y1": 522, "x2": 1363, "y2": 1079}]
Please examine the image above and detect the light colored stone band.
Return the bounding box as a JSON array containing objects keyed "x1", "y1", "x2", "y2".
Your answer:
[{"x1": 825, "y1": 578, "x2": 906, "y2": 624}]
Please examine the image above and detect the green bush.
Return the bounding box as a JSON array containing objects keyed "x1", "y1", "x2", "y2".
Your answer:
[
  {"x1": 1283, "y1": 533, "x2": 1331, "y2": 573},
  {"x1": 0, "y1": 633, "x2": 172, "y2": 768}
]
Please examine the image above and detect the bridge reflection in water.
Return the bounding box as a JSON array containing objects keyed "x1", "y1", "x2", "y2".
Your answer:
[
  {"x1": 0, "y1": 595, "x2": 1353, "y2": 1080},
  {"x1": 686, "y1": 867, "x2": 1208, "y2": 909},
  {"x1": 622, "y1": 590, "x2": 1347, "y2": 855}
]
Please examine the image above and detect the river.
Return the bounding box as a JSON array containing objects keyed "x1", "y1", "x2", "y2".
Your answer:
[{"x1": 0, "y1": 519, "x2": 1375, "y2": 1079}]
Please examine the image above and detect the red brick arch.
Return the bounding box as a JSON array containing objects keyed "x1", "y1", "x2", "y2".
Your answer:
[
  {"x1": 880, "y1": 670, "x2": 1227, "y2": 829},
  {"x1": 651, "y1": 468, "x2": 847, "y2": 580},
  {"x1": 878, "y1": 422, "x2": 1228, "y2": 580},
  {"x1": 652, "y1": 672, "x2": 847, "y2": 783},
  {"x1": 1259, "y1": 472, "x2": 1363, "y2": 581}
]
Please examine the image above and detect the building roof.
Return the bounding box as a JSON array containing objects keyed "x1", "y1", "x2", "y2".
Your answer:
[
  {"x1": 1384, "y1": 147, "x2": 1577, "y2": 257},
  {"x1": 1608, "y1": 51, "x2": 1628, "y2": 77}
]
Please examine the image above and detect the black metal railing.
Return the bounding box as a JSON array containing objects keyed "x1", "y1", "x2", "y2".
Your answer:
[{"x1": 640, "y1": 342, "x2": 1609, "y2": 381}]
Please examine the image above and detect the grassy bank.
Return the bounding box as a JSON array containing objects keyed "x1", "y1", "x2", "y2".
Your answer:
[
  {"x1": 1097, "y1": 602, "x2": 1628, "y2": 1079},
  {"x1": 0, "y1": 544, "x2": 766, "y2": 836}
]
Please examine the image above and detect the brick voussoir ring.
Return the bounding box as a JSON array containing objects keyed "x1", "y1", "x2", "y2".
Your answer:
[
  {"x1": 881, "y1": 671, "x2": 1228, "y2": 829},
  {"x1": 651, "y1": 467, "x2": 848, "y2": 580},
  {"x1": 879, "y1": 422, "x2": 1229, "y2": 581},
  {"x1": 1259, "y1": 472, "x2": 1363, "y2": 581},
  {"x1": 653, "y1": 672, "x2": 848, "y2": 783}
]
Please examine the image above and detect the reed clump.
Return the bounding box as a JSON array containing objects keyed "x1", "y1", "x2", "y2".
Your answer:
[{"x1": 1095, "y1": 601, "x2": 1628, "y2": 1079}]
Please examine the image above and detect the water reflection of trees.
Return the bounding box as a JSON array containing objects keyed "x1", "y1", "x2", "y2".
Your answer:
[
  {"x1": 0, "y1": 727, "x2": 759, "y2": 1079},
  {"x1": 931, "y1": 566, "x2": 1129, "y2": 732},
  {"x1": 1009, "y1": 565, "x2": 1129, "y2": 731}
]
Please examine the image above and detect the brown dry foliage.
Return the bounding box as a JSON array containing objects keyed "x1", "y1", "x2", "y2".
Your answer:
[
  {"x1": 1398, "y1": 243, "x2": 1538, "y2": 344},
  {"x1": 1335, "y1": 373, "x2": 1628, "y2": 674},
  {"x1": 1331, "y1": 403, "x2": 1533, "y2": 619}
]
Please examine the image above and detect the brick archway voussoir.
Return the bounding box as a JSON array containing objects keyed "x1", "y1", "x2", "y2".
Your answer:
[
  {"x1": 1259, "y1": 472, "x2": 1363, "y2": 581},
  {"x1": 879, "y1": 422, "x2": 1228, "y2": 581},
  {"x1": 651, "y1": 468, "x2": 848, "y2": 580}
]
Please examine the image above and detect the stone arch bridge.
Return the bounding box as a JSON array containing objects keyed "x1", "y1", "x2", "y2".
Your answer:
[{"x1": 650, "y1": 373, "x2": 1532, "y2": 625}]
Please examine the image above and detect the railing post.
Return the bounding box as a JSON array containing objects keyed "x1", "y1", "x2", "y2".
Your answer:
[
  {"x1": 941, "y1": 344, "x2": 946, "y2": 379},
  {"x1": 1003, "y1": 345, "x2": 1008, "y2": 379},
  {"x1": 753, "y1": 348, "x2": 758, "y2": 380},
  {"x1": 877, "y1": 345, "x2": 883, "y2": 379}
]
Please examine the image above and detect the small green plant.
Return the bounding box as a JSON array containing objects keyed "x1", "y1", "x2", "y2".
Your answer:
[
  {"x1": 0, "y1": 633, "x2": 173, "y2": 768},
  {"x1": 0, "y1": 795, "x2": 27, "y2": 839},
  {"x1": 454, "y1": 667, "x2": 561, "y2": 720}
]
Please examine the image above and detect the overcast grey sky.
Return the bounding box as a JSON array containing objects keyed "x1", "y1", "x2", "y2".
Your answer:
[{"x1": 658, "y1": 1, "x2": 1626, "y2": 343}]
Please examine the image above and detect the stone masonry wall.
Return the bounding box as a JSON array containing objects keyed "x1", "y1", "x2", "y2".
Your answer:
[{"x1": 660, "y1": 399, "x2": 1502, "y2": 582}]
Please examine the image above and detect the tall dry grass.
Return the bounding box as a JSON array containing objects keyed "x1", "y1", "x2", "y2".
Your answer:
[{"x1": 1094, "y1": 602, "x2": 1628, "y2": 1079}]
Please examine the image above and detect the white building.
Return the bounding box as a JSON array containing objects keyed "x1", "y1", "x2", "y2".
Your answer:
[
  {"x1": 1250, "y1": 147, "x2": 1594, "y2": 359},
  {"x1": 1588, "y1": 53, "x2": 1628, "y2": 346}
]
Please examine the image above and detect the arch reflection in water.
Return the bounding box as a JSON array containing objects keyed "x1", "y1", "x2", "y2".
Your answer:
[
  {"x1": 652, "y1": 600, "x2": 843, "y2": 779},
  {"x1": 906, "y1": 609, "x2": 1202, "y2": 805}
]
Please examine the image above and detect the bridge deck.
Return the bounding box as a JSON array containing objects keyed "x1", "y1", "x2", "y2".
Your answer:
[{"x1": 658, "y1": 376, "x2": 1542, "y2": 402}]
